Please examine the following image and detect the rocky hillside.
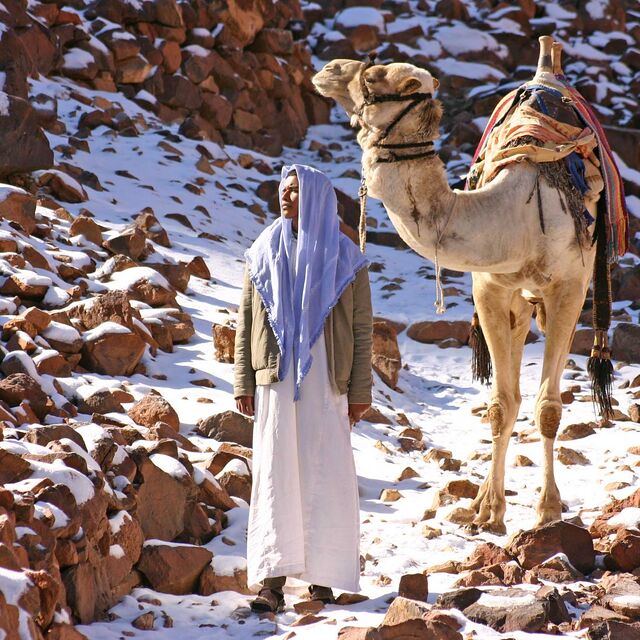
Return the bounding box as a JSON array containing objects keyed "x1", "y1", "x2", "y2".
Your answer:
[{"x1": 0, "y1": 0, "x2": 639, "y2": 639}]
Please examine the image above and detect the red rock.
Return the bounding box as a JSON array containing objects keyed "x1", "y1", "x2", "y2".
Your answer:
[
  {"x1": 407, "y1": 320, "x2": 469, "y2": 345},
  {"x1": 103, "y1": 227, "x2": 146, "y2": 261},
  {"x1": 0, "y1": 94, "x2": 53, "y2": 178},
  {"x1": 196, "y1": 410, "x2": 252, "y2": 447},
  {"x1": 81, "y1": 324, "x2": 146, "y2": 376},
  {"x1": 138, "y1": 542, "x2": 212, "y2": 594},
  {"x1": 212, "y1": 324, "x2": 235, "y2": 363},
  {"x1": 506, "y1": 521, "x2": 595, "y2": 574},
  {"x1": 198, "y1": 563, "x2": 250, "y2": 595},
  {"x1": 134, "y1": 210, "x2": 171, "y2": 247},
  {"x1": 612, "y1": 323, "x2": 640, "y2": 363},
  {"x1": 0, "y1": 373, "x2": 50, "y2": 420},
  {"x1": 0, "y1": 188, "x2": 38, "y2": 234},
  {"x1": 372, "y1": 320, "x2": 401, "y2": 389},
  {"x1": 609, "y1": 529, "x2": 640, "y2": 572},
  {"x1": 134, "y1": 454, "x2": 195, "y2": 540},
  {"x1": 398, "y1": 573, "x2": 428, "y2": 601},
  {"x1": 128, "y1": 393, "x2": 179, "y2": 431}
]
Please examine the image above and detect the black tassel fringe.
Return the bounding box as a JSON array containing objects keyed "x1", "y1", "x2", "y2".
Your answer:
[
  {"x1": 470, "y1": 312, "x2": 492, "y2": 386},
  {"x1": 587, "y1": 333, "x2": 614, "y2": 420}
]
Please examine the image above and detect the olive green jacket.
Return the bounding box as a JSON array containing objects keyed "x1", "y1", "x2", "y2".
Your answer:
[{"x1": 233, "y1": 266, "x2": 373, "y2": 404}]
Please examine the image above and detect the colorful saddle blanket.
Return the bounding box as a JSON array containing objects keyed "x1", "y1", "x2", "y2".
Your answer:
[{"x1": 466, "y1": 73, "x2": 628, "y2": 263}]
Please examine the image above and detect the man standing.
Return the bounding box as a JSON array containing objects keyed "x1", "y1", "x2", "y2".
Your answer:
[{"x1": 234, "y1": 164, "x2": 373, "y2": 612}]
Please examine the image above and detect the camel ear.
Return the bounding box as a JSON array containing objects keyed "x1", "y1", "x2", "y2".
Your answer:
[
  {"x1": 397, "y1": 76, "x2": 422, "y2": 95},
  {"x1": 432, "y1": 77, "x2": 440, "y2": 90}
]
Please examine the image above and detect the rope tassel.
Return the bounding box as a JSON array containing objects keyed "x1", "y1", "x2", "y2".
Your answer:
[
  {"x1": 469, "y1": 311, "x2": 492, "y2": 386},
  {"x1": 588, "y1": 330, "x2": 614, "y2": 419}
]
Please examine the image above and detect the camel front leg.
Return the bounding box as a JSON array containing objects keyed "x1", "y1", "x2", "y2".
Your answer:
[
  {"x1": 535, "y1": 282, "x2": 588, "y2": 526},
  {"x1": 470, "y1": 282, "x2": 527, "y2": 535}
]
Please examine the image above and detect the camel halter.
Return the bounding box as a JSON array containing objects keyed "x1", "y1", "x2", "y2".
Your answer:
[{"x1": 356, "y1": 60, "x2": 438, "y2": 254}]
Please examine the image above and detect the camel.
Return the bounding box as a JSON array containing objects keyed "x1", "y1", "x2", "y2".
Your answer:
[{"x1": 313, "y1": 40, "x2": 605, "y2": 534}]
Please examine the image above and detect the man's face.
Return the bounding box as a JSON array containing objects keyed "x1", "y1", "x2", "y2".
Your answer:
[{"x1": 280, "y1": 174, "x2": 299, "y2": 226}]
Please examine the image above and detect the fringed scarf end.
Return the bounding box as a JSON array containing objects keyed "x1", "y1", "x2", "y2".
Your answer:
[
  {"x1": 469, "y1": 311, "x2": 492, "y2": 386},
  {"x1": 587, "y1": 330, "x2": 614, "y2": 419}
]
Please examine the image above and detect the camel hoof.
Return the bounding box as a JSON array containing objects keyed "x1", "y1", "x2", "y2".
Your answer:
[
  {"x1": 472, "y1": 520, "x2": 507, "y2": 536},
  {"x1": 465, "y1": 523, "x2": 481, "y2": 536}
]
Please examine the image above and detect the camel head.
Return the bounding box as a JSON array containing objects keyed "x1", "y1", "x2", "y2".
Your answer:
[
  {"x1": 350, "y1": 62, "x2": 443, "y2": 139},
  {"x1": 312, "y1": 59, "x2": 366, "y2": 115}
]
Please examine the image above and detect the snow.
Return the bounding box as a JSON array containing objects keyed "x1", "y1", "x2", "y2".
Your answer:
[
  {"x1": 109, "y1": 544, "x2": 126, "y2": 559},
  {"x1": 0, "y1": 568, "x2": 34, "y2": 638},
  {"x1": 477, "y1": 590, "x2": 538, "y2": 607},
  {"x1": 108, "y1": 266, "x2": 171, "y2": 290},
  {"x1": 42, "y1": 321, "x2": 81, "y2": 344},
  {"x1": 35, "y1": 501, "x2": 70, "y2": 529},
  {"x1": 607, "y1": 507, "x2": 640, "y2": 529},
  {"x1": 334, "y1": 7, "x2": 385, "y2": 31},
  {"x1": 83, "y1": 321, "x2": 132, "y2": 341},
  {"x1": 62, "y1": 48, "x2": 95, "y2": 70},
  {"x1": 0, "y1": 87, "x2": 11, "y2": 119},
  {"x1": 28, "y1": 459, "x2": 95, "y2": 505},
  {"x1": 435, "y1": 58, "x2": 506, "y2": 81},
  {"x1": 184, "y1": 44, "x2": 210, "y2": 58},
  {"x1": 435, "y1": 25, "x2": 505, "y2": 58},
  {"x1": 149, "y1": 453, "x2": 190, "y2": 480}
]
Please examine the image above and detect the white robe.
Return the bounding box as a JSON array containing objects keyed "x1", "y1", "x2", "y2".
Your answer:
[{"x1": 247, "y1": 334, "x2": 361, "y2": 592}]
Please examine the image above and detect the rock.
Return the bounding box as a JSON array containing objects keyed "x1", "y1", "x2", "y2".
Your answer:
[
  {"x1": 216, "y1": 463, "x2": 251, "y2": 503},
  {"x1": 612, "y1": 324, "x2": 640, "y2": 363},
  {"x1": 463, "y1": 586, "x2": 570, "y2": 633},
  {"x1": 407, "y1": 320, "x2": 469, "y2": 345},
  {"x1": 67, "y1": 290, "x2": 140, "y2": 332},
  {"x1": 382, "y1": 596, "x2": 430, "y2": 626},
  {"x1": 78, "y1": 389, "x2": 124, "y2": 414},
  {"x1": 0, "y1": 273, "x2": 50, "y2": 301},
  {"x1": 24, "y1": 424, "x2": 86, "y2": 451},
  {"x1": 398, "y1": 573, "x2": 428, "y2": 601},
  {"x1": 137, "y1": 542, "x2": 212, "y2": 595},
  {"x1": 0, "y1": 373, "x2": 49, "y2": 419},
  {"x1": 532, "y1": 555, "x2": 584, "y2": 582},
  {"x1": 146, "y1": 262, "x2": 190, "y2": 293},
  {"x1": 0, "y1": 187, "x2": 38, "y2": 234},
  {"x1": 69, "y1": 215, "x2": 103, "y2": 245},
  {"x1": 0, "y1": 448, "x2": 32, "y2": 483},
  {"x1": 372, "y1": 320, "x2": 401, "y2": 389},
  {"x1": 81, "y1": 322, "x2": 146, "y2": 376},
  {"x1": 134, "y1": 210, "x2": 171, "y2": 247},
  {"x1": 558, "y1": 422, "x2": 596, "y2": 440},
  {"x1": 578, "y1": 605, "x2": 633, "y2": 630},
  {"x1": 135, "y1": 454, "x2": 195, "y2": 541},
  {"x1": 196, "y1": 410, "x2": 253, "y2": 447},
  {"x1": 506, "y1": 521, "x2": 595, "y2": 574},
  {"x1": 599, "y1": 574, "x2": 640, "y2": 619},
  {"x1": 557, "y1": 446, "x2": 590, "y2": 465},
  {"x1": 361, "y1": 405, "x2": 393, "y2": 425},
  {"x1": 41, "y1": 321, "x2": 82, "y2": 353},
  {"x1": 103, "y1": 227, "x2": 146, "y2": 261},
  {"x1": 35, "y1": 170, "x2": 87, "y2": 203},
  {"x1": 380, "y1": 489, "x2": 402, "y2": 502},
  {"x1": 131, "y1": 612, "x2": 155, "y2": 630},
  {"x1": 199, "y1": 563, "x2": 250, "y2": 595},
  {"x1": 460, "y1": 542, "x2": 514, "y2": 570},
  {"x1": 128, "y1": 393, "x2": 179, "y2": 431},
  {"x1": 609, "y1": 529, "x2": 640, "y2": 571},
  {"x1": 212, "y1": 323, "x2": 236, "y2": 363},
  {"x1": 590, "y1": 489, "x2": 640, "y2": 538},
  {"x1": 111, "y1": 267, "x2": 176, "y2": 307},
  {"x1": 587, "y1": 621, "x2": 640, "y2": 640},
  {"x1": 571, "y1": 328, "x2": 595, "y2": 356},
  {"x1": 0, "y1": 94, "x2": 53, "y2": 178}
]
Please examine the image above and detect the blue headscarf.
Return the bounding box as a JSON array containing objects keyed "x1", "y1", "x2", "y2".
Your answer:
[{"x1": 245, "y1": 164, "x2": 368, "y2": 400}]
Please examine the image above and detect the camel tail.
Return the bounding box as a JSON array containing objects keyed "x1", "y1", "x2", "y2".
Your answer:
[{"x1": 470, "y1": 311, "x2": 492, "y2": 386}]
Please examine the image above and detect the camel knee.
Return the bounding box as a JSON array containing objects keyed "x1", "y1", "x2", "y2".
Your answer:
[
  {"x1": 537, "y1": 402, "x2": 562, "y2": 439},
  {"x1": 488, "y1": 397, "x2": 516, "y2": 438}
]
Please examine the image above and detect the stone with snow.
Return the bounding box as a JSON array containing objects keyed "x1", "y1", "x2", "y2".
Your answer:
[
  {"x1": 372, "y1": 320, "x2": 401, "y2": 389},
  {"x1": 506, "y1": 520, "x2": 595, "y2": 574},
  {"x1": 0, "y1": 187, "x2": 38, "y2": 235},
  {"x1": 81, "y1": 322, "x2": 146, "y2": 376},
  {"x1": 196, "y1": 410, "x2": 253, "y2": 448},
  {"x1": 127, "y1": 393, "x2": 180, "y2": 431},
  {"x1": 212, "y1": 323, "x2": 235, "y2": 363}
]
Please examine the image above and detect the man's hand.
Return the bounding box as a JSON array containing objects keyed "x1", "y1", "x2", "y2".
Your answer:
[
  {"x1": 236, "y1": 395, "x2": 255, "y2": 417},
  {"x1": 348, "y1": 403, "x2": 370, "y2": 425}
]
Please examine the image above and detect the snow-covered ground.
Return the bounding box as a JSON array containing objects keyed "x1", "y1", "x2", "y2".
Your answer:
[{"x1": 20, "y1": 23, "x2": 639, "y2": 637}]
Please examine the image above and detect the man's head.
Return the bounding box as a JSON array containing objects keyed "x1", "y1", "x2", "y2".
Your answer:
[{"x1": 280, "y1": 170, "x2": 300, "y2": 229}]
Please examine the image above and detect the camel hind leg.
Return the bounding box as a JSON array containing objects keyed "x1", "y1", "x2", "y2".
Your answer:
[
  {"x1": 534, "y1": 280, "x2": 589, "y2": 525},
  {"x1": 470, "y1": 283, "x2": 532, "y2": 534}
]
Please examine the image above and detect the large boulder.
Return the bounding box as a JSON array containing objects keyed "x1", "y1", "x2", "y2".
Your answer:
[
  {"x1": 506, "y1": 521, "x2": 595, "y2": 574},
  {"x1": 0, "y1": 93, "x2": 53, "y2": 178},
  {"x1": 138, "y1": 541, "x2": 212, "y2": 595},
  {"x1": 81, "y1": 322, "x2": 146, "y2": 376},
  {"x1": 407, "y1": 320, "x2": 469, "y2": 346},
  {"x1": 196, "y1": 410, "x2": 253, "y2": 447},
  {"x1": 0, "y1": 187, "x2": 37, "y2": 234},
  {"x1": 612, "y1": 323, "x2": 640, "y2": 363},
  {"x1": 127, "y1": 393, "x2": 180, "y2": 431}
]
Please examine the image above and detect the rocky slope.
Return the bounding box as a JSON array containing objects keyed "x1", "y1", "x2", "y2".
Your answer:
[{"x1": 0, "y1": 0, "x2": 639, "y2": 639}]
